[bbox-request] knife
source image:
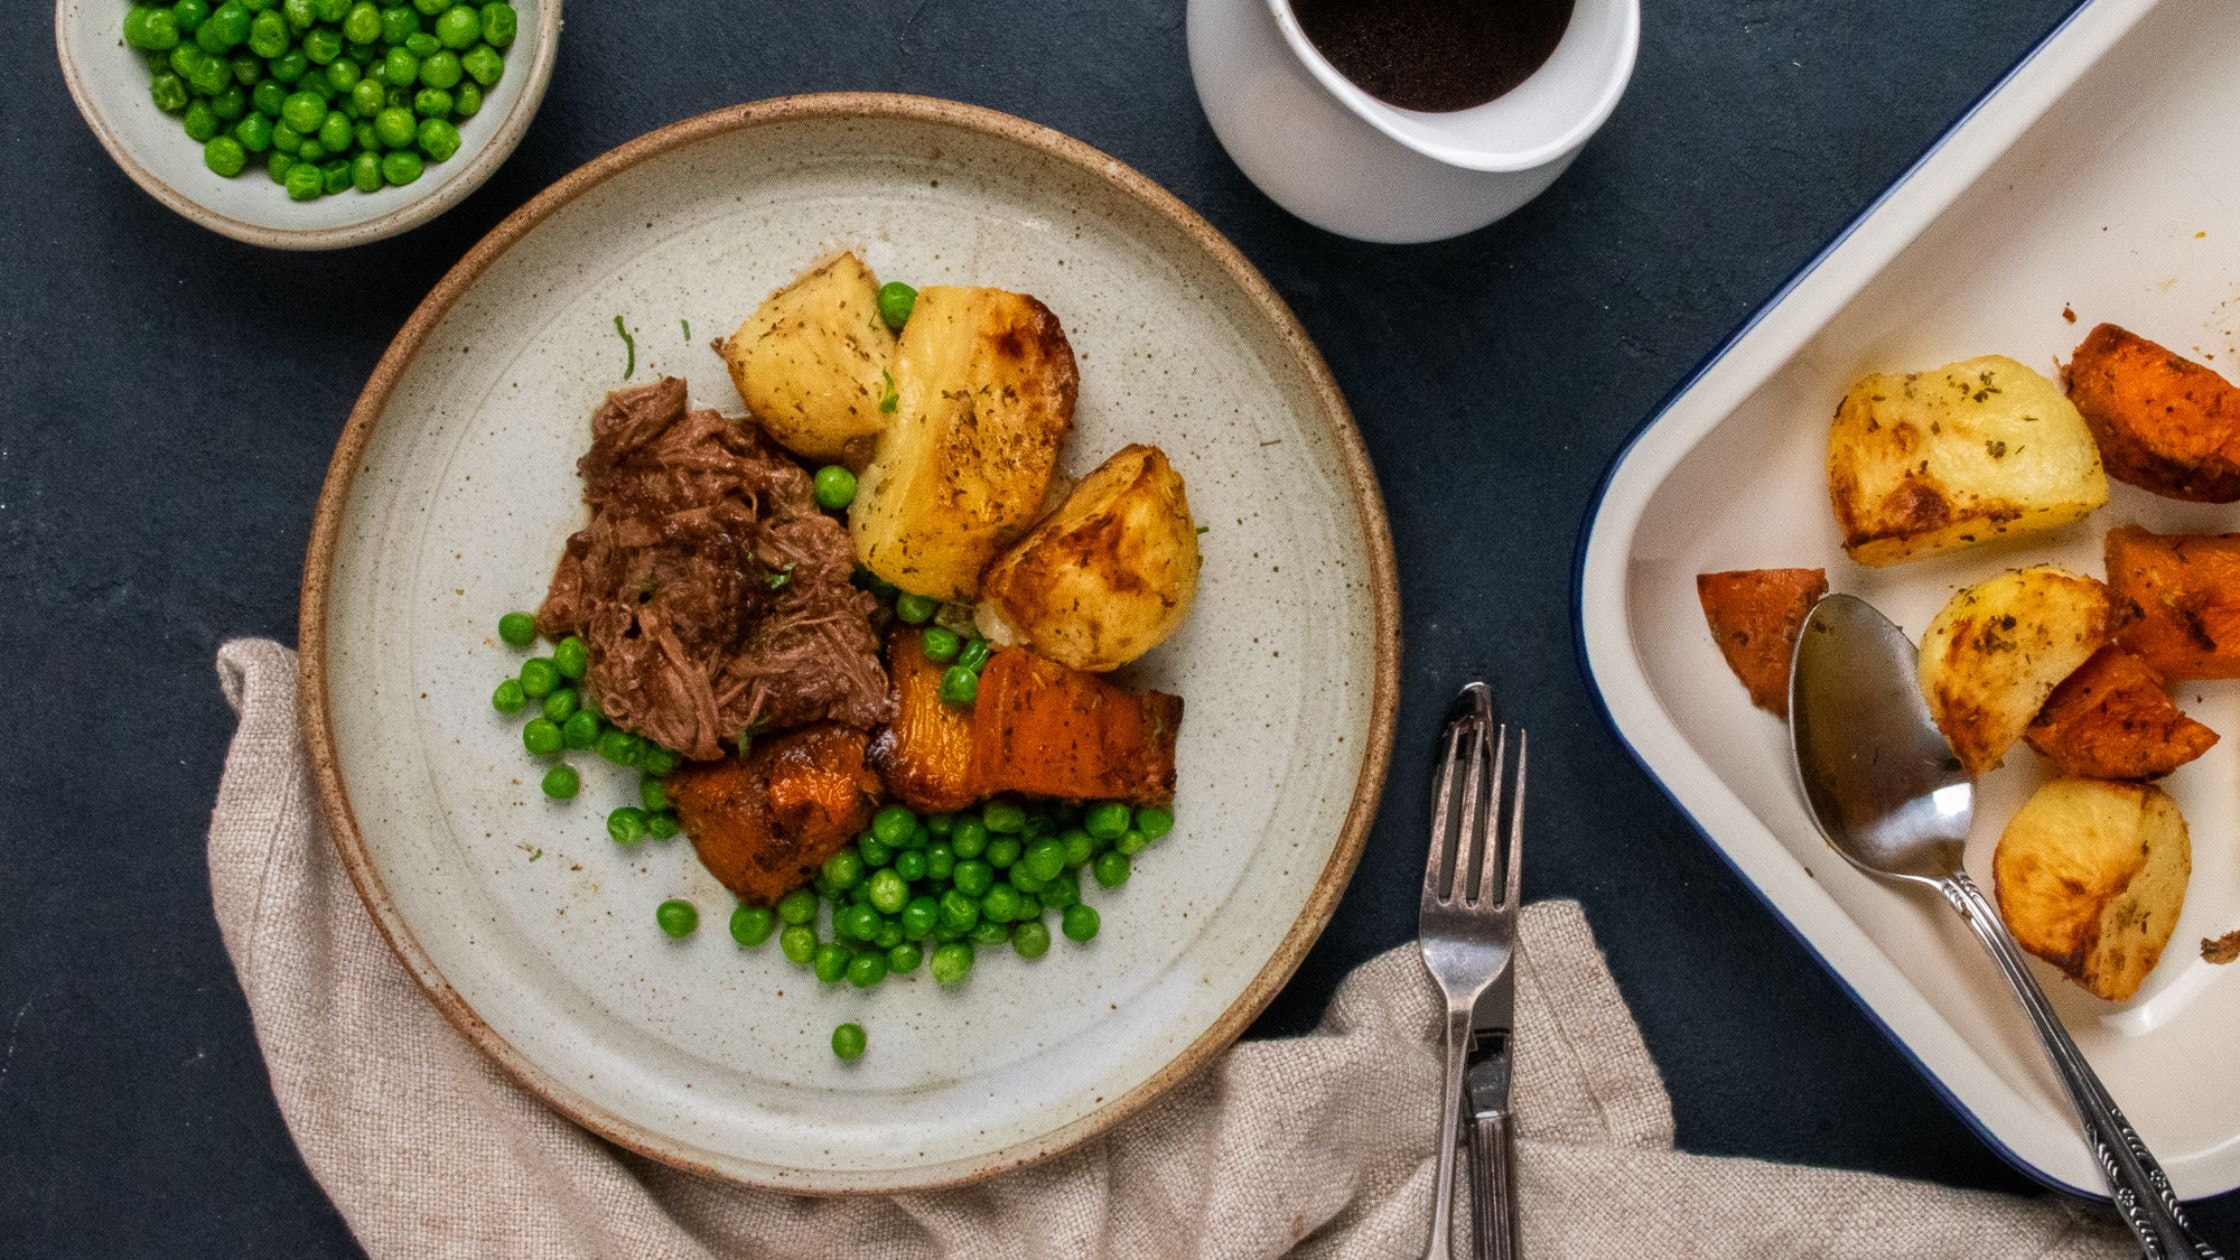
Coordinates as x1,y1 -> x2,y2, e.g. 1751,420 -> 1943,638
1465,946 -> 1519,1258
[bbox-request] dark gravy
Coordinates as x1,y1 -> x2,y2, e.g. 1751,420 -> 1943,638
1291,0 -> 1576,113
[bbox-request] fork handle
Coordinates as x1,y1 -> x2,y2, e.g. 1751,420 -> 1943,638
1939,873 -> 2222,1259
1467,1105 -> 1519,1260
1425,1004 -> 1470,1260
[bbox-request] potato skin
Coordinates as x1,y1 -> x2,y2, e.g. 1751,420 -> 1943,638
2105,524 -> 2240,679
2066,323 -> 2240,502
1994,777 -> 2190,1002
722,252 -> 897,465
1828,355 -> 2107,566
980,445 -> 1200,672
1694,568 -> 1827,717
2023,645 -> 2216,780
1917,566 -> 2123,776
851,287 -> 1078,599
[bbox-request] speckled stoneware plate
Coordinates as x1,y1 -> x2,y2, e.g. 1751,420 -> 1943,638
301,95 -> 1398,1192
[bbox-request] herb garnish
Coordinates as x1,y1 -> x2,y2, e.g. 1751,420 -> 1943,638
613,315 -> 636,379
879,369 -> 899,413
680,318 -> 692,342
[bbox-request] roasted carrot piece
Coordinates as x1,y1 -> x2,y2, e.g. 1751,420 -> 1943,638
2067,324 -> 2240,502
2023,645 -> 2217,779
1695,568 -> 1828,717
970,649 -> 1181,805
668,723 -> 879,904
868,628 -> 982,813
2106,524 -> 2240,679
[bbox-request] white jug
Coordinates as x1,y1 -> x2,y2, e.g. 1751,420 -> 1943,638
1188,0 -> 1639,243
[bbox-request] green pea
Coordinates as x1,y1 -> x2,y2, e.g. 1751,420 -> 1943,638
866,868 -> 908,915
198,134 -> 246,176
432,4 -> 478,47
183,100 -> 220,142
861,804 -> 910,848
985,836 -> 1021,870
302,26 -> 341,63
729,904 -> 774,948
810,465 -> 857,510
383,46 -> 419,85
937,663 -> 982,706
486,678 -> 525,716
151,72 -> 192,111
870,280 -> 918,331
1041,872 -> 1080,911
924,844 -> 954,883
845,951 -> 887,989
1061,903 -> 1100,943
1092,850 -> 1131,889
930,941 -> 974,985
777,888 -> 819,925
561,708 -> 600,749
830,1022 -> 867,1061
1011,918 -> 1052,959
268,47 -> 308,81
646,811 -> 679,840
602,806 -> 646,846
982,800 -> 1025,834
1134,805 -> 1174,841
317,110 -> 350,150
253,78 -> 286,114
313,0 -> 346,20
958,639 -> 992,673
341,1 -> 381,41
900,895 -> 939,940
270,120 -> 302,152
454,80 -> 482,117
279,90 -> 323,132
299,72 -> 334,101
892,849 -> 927,882
325,56 -> 360,94
550,636 -> 588,679
1054,830 -> 1089,870
265,151 -> 292,182
418,48 -> 462,88
834,903 -> 876,943
343,147 -> 378,192
812,942 -> 849,984
347,79 -> 383,118
198,1 -> 249,50
857,835 -> 892,869
938,888 -> 980,933
517,657 -> 559,698
894,593 -> 937,625
480,1 -> 516,46
415,89 -> 456,123
595,728 -> 643,768
1115,829 -> 1150,857
539,763 -> 579,799
822,848 -> 865,890
779,924 -> 817,965
655,898 -> 697,938
522,717 -> 562,757
175,0 -> 212,31
373,105 -> 416,147
126,8 -> 183,51
381,5 -> 419,42
953,860 -> 994,898
232,52 -> 264,84
411,0 -> 446,15
210,84 -> 248,120
1020,836 -> 1067,883
969,920 -> 1010,946
982,883 -> 1022,924
638,777 -> 667,814
885,942 -> 923,976
901,630 -> 954,669
950,818 -> 988,858
295,138 -> 325,163
1010,867 -> 1048,895
404,31 -> 439,55
282,0 -> 313,27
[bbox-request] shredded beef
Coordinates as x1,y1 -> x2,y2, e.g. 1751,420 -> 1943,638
536,377 -> 890,761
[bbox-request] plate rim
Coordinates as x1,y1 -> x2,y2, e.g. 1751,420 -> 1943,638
1565,0 -> 2240,1201
296,92 -> 1401,1194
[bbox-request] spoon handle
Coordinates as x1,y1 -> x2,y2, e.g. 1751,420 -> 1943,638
1940,872 -> 2223,1259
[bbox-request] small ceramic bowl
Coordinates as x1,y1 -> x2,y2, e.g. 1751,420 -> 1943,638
54,0 -> 560,249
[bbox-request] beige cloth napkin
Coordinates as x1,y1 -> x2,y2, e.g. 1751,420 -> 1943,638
211,638 -> 2128,1259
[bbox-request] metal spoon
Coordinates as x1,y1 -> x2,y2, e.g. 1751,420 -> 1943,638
1789,593 -> 2221,1259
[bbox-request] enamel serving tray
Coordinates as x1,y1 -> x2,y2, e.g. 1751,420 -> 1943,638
1579,0 -> 2240,1199
300,96 -> 1397,1192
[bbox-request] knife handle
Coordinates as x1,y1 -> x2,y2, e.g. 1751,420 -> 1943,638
1467,1105 -> 1519,1260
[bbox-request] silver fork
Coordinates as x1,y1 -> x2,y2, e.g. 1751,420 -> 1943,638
1419,681 -> 1525,1260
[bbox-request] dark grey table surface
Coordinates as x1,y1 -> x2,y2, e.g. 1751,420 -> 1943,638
9,0 -> 2235,1254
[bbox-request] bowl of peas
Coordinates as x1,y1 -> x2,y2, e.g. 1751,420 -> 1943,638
55,0 -> 559,248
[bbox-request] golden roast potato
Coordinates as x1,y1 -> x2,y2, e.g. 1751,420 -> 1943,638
978,444 -> 1200,672
722,252 -> 896,465
851,286 -> 1078,599
1828,355 -> 2107,566
1917,566 -> 2122,775
1994,777 -> 2190,1002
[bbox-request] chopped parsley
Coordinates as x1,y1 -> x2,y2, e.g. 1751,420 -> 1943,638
613,315 -> 636,379
879,369 -> 898,413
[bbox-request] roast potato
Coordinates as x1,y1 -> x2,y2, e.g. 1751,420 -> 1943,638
2023,646 -> 2216,780
1828,355 -> 2107,566
978,444 -> 1200,672
722,252 -> 896,465
1917,566 -> 2123,775
851,287 -> 1078,599
1994,777 -> 2190,1002
2105,524 -> 2240,679
2066,323 -> 2240,502
1694,567 -> 1827,717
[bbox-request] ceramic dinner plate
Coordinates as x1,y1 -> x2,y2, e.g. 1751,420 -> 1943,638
301,96 -> 1397,1192
1581,0 -> 2240,1198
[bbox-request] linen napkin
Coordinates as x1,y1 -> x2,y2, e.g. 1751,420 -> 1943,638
211,638 -> 2129,1259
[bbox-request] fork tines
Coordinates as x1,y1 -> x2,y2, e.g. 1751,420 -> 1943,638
1424,701 -> 1525,913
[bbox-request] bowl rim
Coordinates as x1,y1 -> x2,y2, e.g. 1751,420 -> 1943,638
296,92 -> 1403,1193
52,0 -> 562,250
